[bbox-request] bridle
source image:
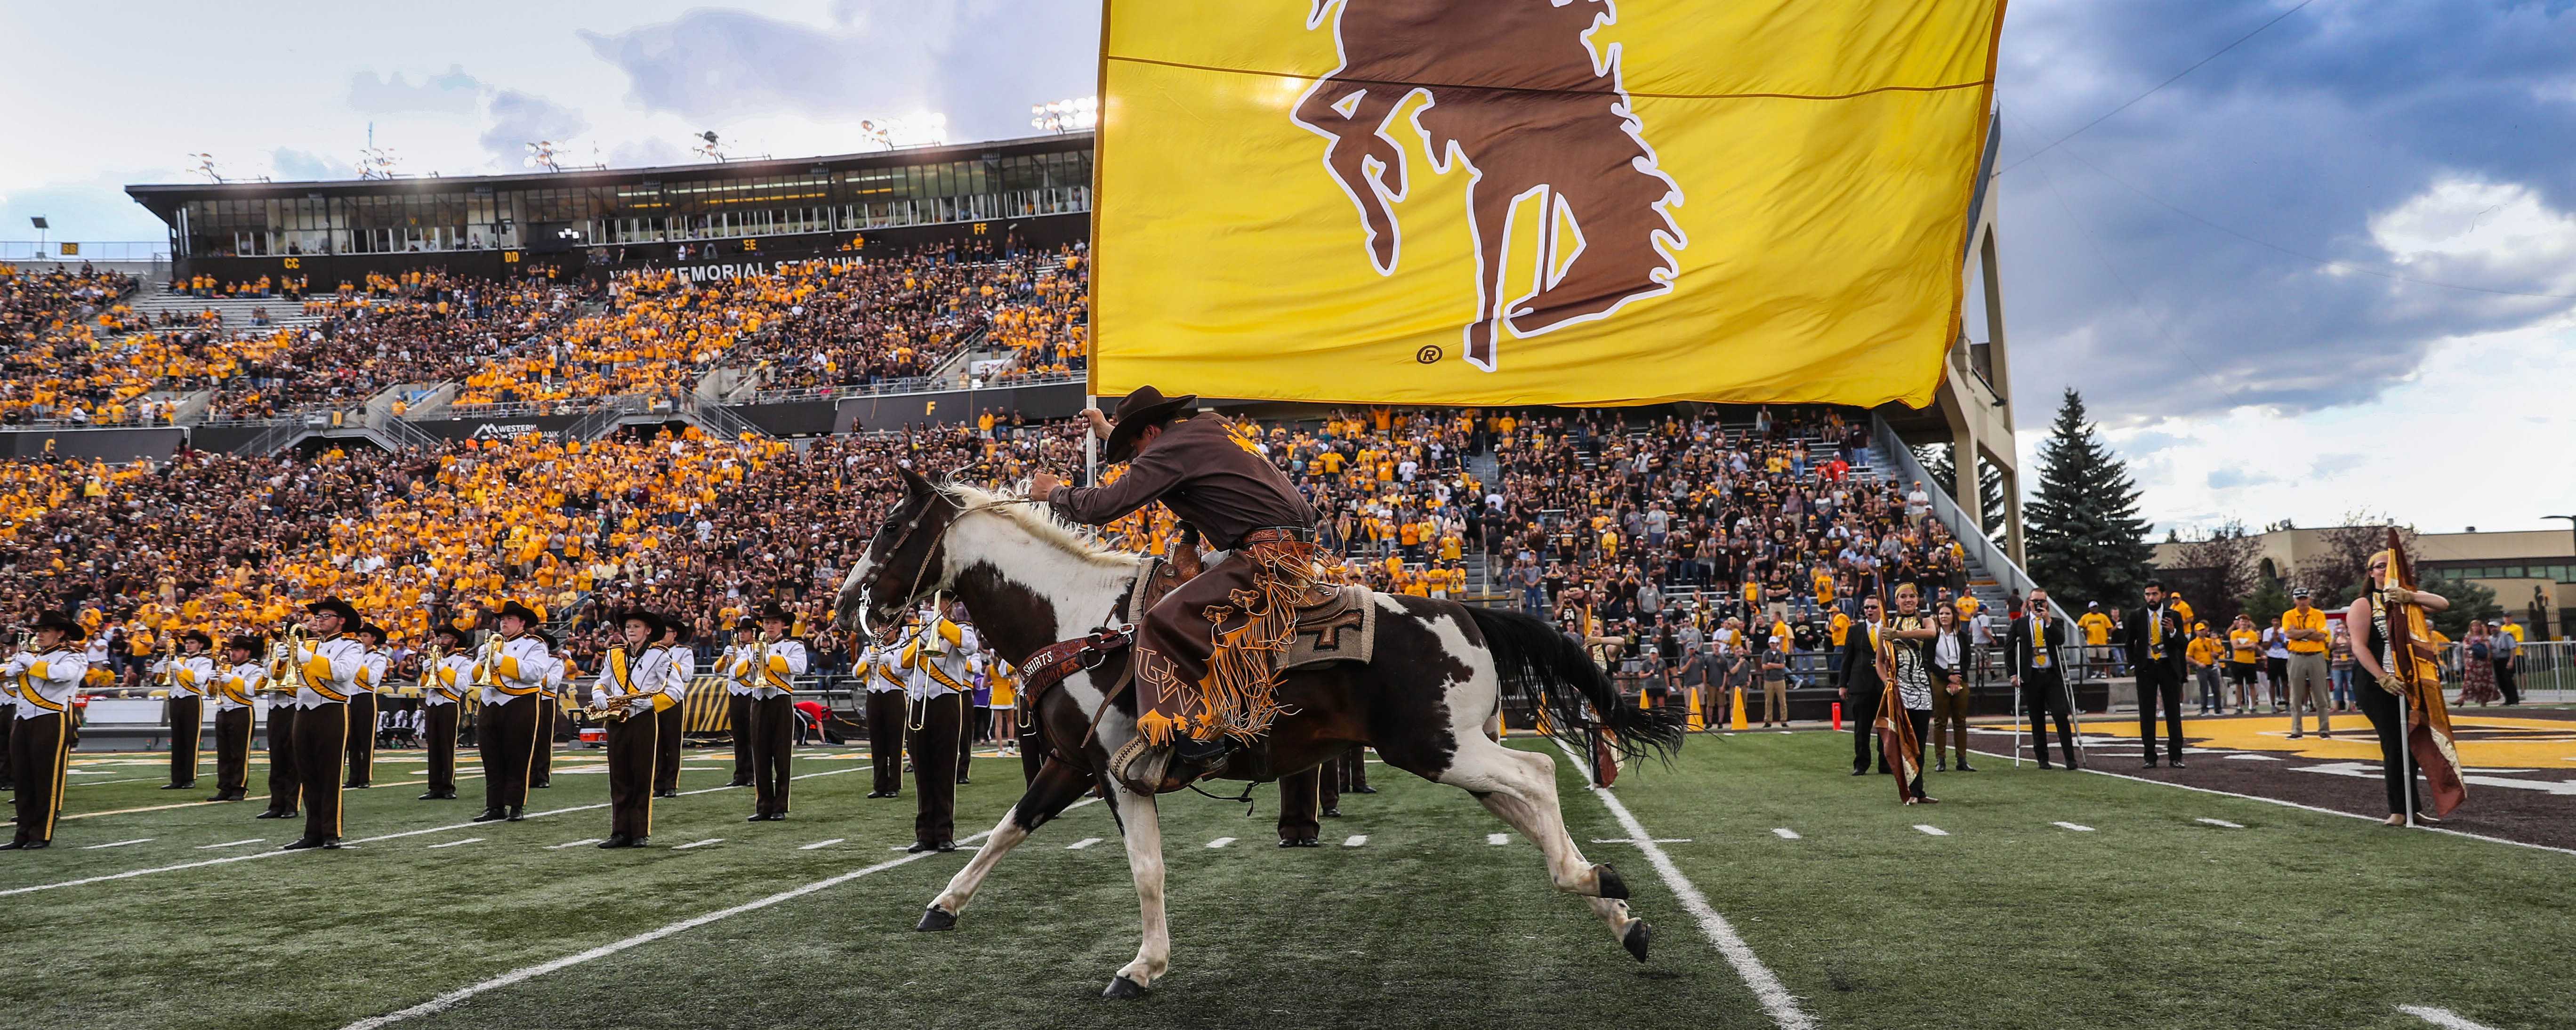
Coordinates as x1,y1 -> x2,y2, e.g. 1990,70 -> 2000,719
851,486 -> 1050,642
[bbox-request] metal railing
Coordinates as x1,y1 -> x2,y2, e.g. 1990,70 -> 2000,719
1869,414 -> 2065,624
2491,639 -> 2576,703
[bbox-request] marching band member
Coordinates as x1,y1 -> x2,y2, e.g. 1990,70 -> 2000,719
724,618 -> 757,788
531,630 -> 563,790
591,612 -> 676,848
0,645 -> 14,795
284,599 -> 368,850
651,620 -> 692,799
206,635 -> 264,802
418,626 -> 474,801
473,601 -> 555,823
734,604 -> 808,822
902,603 -> 977,853
155,629 -> 217,791
862,636 -> 906,799
992,657 -> 1046,785
258,624 -> 304,822
342,623 -> 387,789
4,612 -> 91,850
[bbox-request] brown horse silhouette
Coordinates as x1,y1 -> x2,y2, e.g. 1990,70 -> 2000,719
1292,0 -> 1685,370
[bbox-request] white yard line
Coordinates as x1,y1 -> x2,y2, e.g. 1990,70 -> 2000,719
1064,837 -> 1102,850
1343,835 -> 1368,848
674,839 -> 724,850
1968,744 -> 2576,859
1553,739 -> 1814,1030
2398,1005 -> 2504,1029
789,768 -> 854,781
336,797 -> 1093,1030
1771,828 -> 1801,840
2,782 -> 749,899
547,839 -> 604,850
195,838 -> 263,850
2052,822 -> 2095,832
1912,825 -> 1948,837
427,838 -> 483,850
70,777 -> 159,787
1485,832 -> 1511,845
81,838 -> 153,850
797,838 -> 845,851
2196,818 -> 2245,829
1204,837 -> 1235,849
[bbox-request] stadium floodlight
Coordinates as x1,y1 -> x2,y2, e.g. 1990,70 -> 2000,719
1030,96 -> 1099,133
28,217 -> 46,230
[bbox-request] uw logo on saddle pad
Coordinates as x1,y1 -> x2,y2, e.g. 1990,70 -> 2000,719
1290,0 -> 1684,371
1092,0 -> 2005,408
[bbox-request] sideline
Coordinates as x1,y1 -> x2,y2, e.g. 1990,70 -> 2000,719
1956,741 -> 2576,859
338,797 -> 1098,1030
0,781 -> 744,899
1552,740 -> 1815,1030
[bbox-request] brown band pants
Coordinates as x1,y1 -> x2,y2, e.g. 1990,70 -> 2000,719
168,695 -> 203,787
607,709 -> 657,839
212,705 -> 253,795
906,692 -> 963,846
867,690 -> 905,795
265,704 -> 302,815
422,702 -> 459,794
292,702 -> 348,842
747,693 -> 796,817
652,703 -> 683,794
8,712 -> 68,845
479,694 -> 540,810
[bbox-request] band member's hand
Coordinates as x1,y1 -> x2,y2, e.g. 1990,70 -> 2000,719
1028,470 -> 1062,502
1836,687 -> 1847,701
1946,682 -> 1963,694
2383,587 -> 2414,608
1081,408 -> 1112,440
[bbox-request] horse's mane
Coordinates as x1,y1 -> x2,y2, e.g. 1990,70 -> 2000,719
943,482 -> 1143,571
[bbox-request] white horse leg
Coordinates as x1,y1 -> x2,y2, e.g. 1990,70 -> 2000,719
921,760 -> 1091,928
919,811 -> 1031,928
1103,783 -> 1171,999
1442,739 -> 1649,958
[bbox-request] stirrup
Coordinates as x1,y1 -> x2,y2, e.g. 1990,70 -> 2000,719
1108,735 -> 1172,796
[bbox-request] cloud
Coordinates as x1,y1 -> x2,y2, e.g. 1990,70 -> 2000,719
2204,467 -> 2277,490
271,148 -> 357,182
479,90 -> 590,169
608,137 -> 687,169
0,176 -> 171,241
348,65 -> 486,115
579,2 -> 1097,143
1993,0 -> 2576,425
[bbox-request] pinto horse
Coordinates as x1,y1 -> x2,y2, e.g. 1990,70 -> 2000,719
833,469 -> 1685,999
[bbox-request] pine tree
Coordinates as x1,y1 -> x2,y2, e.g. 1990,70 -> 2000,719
1915,443 -> 2007,543
2023,389 -> 2154,611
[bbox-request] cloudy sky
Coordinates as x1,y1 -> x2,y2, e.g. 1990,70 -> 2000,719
1,0 -> 2568,535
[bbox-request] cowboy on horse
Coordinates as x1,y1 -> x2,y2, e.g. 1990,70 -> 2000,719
1028,385 -> 1319,795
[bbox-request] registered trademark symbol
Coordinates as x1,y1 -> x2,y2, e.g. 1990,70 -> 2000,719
1415,345 -> 1443,364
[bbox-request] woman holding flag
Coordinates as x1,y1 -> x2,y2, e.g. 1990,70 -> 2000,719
2347,542 -> 2464,828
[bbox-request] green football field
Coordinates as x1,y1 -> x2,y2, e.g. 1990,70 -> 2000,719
5,731 -> 2568,1030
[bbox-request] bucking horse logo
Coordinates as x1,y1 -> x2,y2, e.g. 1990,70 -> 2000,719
1292,0 -> 1686,371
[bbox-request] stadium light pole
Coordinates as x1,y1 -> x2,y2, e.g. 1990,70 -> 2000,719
30,216 -> 47,258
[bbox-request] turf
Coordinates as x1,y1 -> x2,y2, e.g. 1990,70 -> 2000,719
3,734 -> 2568,1030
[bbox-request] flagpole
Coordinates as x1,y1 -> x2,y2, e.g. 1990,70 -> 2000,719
2400,679 -> 2416,828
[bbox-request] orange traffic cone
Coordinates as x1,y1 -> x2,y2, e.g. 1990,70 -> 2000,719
1730,684 -> 1750,731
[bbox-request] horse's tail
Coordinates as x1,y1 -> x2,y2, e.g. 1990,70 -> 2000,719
1465,606 -> 1685,768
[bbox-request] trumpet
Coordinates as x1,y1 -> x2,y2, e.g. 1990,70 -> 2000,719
472,636 -> 500,689
421,643 -> 449,698
264,625 -> 313,695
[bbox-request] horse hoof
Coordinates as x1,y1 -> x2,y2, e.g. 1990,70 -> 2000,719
1622,920 -> 1653,963
916,906 -> 958,932
1102,974 -> 1150,1000
1594,863 -> 1629,901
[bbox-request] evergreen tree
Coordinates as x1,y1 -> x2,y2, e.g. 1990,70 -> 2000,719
2243,558 -> 2292,631
2023,389 -> 2154,611
1915,443 -> 2007,543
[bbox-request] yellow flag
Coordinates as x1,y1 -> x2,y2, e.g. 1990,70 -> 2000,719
1095,0 -> 2004,407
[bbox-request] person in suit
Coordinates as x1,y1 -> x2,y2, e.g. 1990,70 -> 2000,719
1836,594 -> 1893,775
2006,588 -> 2082,769
1924,602 -> 1976,772
2122,580 -> 2190,768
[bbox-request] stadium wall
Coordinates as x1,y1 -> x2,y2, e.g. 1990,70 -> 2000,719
0,426 -> 185,461
156,211 -> 1087,287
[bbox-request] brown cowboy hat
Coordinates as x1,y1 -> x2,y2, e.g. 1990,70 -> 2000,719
757,603 -> 794,626
27,610 -> 87,643
179,629 -> 215,651
616,608 -> 670,639
1101,385 -> 1198,464
493,600 -> 543,628
306,598 -> 361,626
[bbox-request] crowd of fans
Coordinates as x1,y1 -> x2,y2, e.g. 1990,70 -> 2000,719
3,400 -> 1928,701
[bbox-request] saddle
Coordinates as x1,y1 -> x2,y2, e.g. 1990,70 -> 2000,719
1018,563 -> 1380,709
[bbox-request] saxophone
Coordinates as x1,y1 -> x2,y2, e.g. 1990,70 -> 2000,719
580,644 -> 640,723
